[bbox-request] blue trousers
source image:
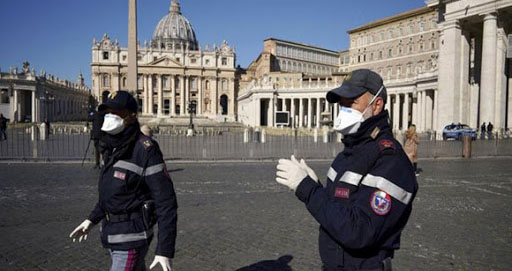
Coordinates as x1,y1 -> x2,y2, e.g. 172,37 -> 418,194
110,245 -> 149,271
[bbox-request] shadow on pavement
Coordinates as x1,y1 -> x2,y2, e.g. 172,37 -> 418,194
236,255 -> 293,271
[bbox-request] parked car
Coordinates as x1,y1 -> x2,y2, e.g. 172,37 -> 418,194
442,123 -> 477,140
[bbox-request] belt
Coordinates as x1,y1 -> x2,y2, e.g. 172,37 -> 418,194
105,211 -> 142,223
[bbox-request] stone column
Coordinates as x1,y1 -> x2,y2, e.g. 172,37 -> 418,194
255,98 -> 261,126
412,92 -> 418,127
333,102 -> 338,121
479,13 -> 497,126
433,89 -> 438,133
157,75 -> 163,117
316,97 -> 321,128
307,98 -> 312,128
184,76 -> 189,112
508,60 -> 512,129
171,75 -> 176,116
495,27 -> 507,128
385,94 -> 391,113
148,75 -> 154,115
299,98 -> 304,128
143,75 -> 148,114
403,93 -> 409,131
426,90 -> 433,130
393,94 -> 401,130
198,76 -> 203,115
437,20 -> 462,132
229,79 -> 235,117
213,78 -> 218,116
11,89 -> 18,122
281,98 -> 285,111
290,98 -> 295,128
31,91 -> 36,122
420,90 -> 426,132
180,75 -> 185,115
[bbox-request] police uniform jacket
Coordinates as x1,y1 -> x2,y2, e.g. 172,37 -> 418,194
295,110 -> 418,270
88,122 -> 178,258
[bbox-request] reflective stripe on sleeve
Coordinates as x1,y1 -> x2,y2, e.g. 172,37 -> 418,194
113,161 -> 165,177
107,229 -> 153,244
144,163 -> 165,176
339,171 -> 363,186
327,167 -> 337,181
114,161 -> 143,175
361,174 -> 412,205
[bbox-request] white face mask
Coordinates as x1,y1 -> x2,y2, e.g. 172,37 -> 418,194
101,113 -> 126,135
333,86 -> 384,135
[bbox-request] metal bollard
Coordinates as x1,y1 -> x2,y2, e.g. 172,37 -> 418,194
462,135 -> 472,158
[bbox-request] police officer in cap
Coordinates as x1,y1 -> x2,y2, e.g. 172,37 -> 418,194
70,91 -> 178,271
276,69 -> 418,271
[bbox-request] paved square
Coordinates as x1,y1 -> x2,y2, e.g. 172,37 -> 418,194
0,158 -> 511,270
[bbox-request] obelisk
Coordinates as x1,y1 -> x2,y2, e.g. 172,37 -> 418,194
127,0 -> 138,93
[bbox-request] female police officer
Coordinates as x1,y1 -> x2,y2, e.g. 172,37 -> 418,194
276,69 -> 418,271
69,91 -> 177,271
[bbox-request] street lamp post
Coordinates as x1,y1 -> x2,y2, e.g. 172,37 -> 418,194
187,101 -> 196,136
39,90 -> 54,138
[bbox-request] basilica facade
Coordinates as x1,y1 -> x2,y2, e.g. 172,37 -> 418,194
90,0 -> 237,123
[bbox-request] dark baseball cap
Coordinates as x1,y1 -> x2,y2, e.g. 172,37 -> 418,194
327,69 -> 387,104
98,90 -> 138,113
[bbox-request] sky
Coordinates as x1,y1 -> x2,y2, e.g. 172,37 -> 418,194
0,0 -> 426,87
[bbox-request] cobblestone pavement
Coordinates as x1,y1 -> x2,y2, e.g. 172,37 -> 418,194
0,158 -> 511,270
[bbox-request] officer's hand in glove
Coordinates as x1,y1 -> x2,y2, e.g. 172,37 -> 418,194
69,219 -> 94,243
297,157 -> 319,183
150,255 -> 173,271
276,155 -> 308,191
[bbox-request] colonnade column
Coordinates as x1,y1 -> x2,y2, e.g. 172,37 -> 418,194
198,77 -> 203,116
402,93 -> 409,131
180,75 -> 185,115
393,94 -> 400,131
143,75 -> 148,114
433,89 -> 438,134
148,75 -> 154,115
479,13 -> 497,126
171,75 -> 176,116
426,91 -> 433,130
299,98 -> 304,128
31,91 -> 36,122
157,75 -> 163,117
213,78 -> 218,116
290,98 -> 295,128
307,98 -> 312,128
316,98 -> 321,128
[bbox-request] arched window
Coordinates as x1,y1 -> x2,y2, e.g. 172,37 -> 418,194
205,80 -> 210,90
122,77 -> 127,88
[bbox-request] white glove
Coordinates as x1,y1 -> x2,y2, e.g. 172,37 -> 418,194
150,255 -> 173,271
69,219 -> 94,243
276,155 -> 308,191
293,156 -> 319,183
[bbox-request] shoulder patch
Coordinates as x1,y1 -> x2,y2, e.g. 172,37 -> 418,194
138,134 -> 153,150
378,139 -> 396,155
370,190 -> 391,216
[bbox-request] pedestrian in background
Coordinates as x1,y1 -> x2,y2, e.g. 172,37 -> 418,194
91,108 -> 105,169
480,122 -> 486,139
276,69 -> 418,271
404,124 -> 420,176
0,113 -> 7,141
487,122 -> 494,140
